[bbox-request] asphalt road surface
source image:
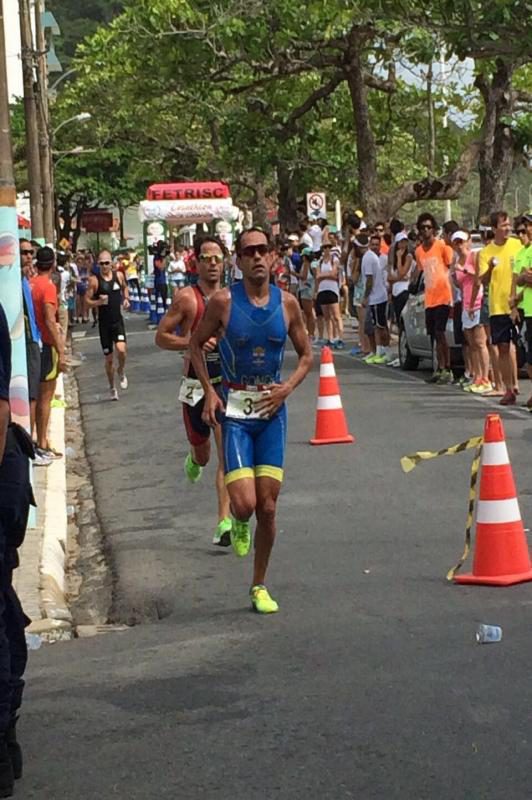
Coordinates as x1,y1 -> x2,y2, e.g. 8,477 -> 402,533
22,315 -> 532,799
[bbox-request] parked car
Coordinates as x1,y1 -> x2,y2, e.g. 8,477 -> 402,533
398,273 -> 462,371
398,273 -> 527,372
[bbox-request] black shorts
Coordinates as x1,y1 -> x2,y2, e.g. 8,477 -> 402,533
27,341 -> 41,400
425,305 -> 450,338
525,318 -> 532,365
370,301 -> 388,329
489,314 -> 514,346
317,290 -> 339,306
40,344 -> 59,382
453,301 -> 464,345
182,383 -> 223,447
99,317 -> 126,355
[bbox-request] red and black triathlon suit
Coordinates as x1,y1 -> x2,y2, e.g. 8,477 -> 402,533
182,286 -> 223,446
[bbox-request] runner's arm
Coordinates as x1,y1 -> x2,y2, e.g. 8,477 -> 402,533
86,276 -> 105,307
155,289 -> 194,350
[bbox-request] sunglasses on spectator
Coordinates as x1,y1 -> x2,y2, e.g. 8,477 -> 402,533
419,224 -> 433,230
516,228 -> 526,235
199,254 -> 223,263
241,244 -> 268,257
20,249 -> 33,256
99,260 -> 111,266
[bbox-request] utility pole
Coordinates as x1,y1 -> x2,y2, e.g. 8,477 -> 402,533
34,0 -> 54,243
19,0 -> 44,239
0,0 -> 15,206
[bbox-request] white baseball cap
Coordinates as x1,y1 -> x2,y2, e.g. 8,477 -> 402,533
451,230 -> 469,242
395,232 -> 408,243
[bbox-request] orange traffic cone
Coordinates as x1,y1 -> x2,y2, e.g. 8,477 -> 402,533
454,413 -> 532,586
310,347 -> 354,446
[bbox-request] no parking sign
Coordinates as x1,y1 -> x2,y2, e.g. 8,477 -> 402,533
306,192 -> 326,218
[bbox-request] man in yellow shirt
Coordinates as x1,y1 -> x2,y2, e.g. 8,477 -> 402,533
479,211 -> 522,405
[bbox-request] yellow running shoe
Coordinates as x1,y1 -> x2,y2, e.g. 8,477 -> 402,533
250,585 -> 279,614
230,519 -> 251,557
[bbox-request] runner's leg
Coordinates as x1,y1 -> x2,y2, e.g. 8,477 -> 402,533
253,476 -> 281,587
213,424 -> 230,523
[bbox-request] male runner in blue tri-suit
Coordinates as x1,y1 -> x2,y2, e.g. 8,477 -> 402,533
190,228 -> 312,613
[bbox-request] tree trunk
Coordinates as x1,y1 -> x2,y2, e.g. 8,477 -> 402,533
476,60 -> 517,222
277,162 -> 298,231
118,202 -> 126,246
427,62 -> 436,176
345,44 -> 379,218
253,181 -> 269,230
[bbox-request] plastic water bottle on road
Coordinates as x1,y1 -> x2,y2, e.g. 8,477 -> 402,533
476,624 -> 502,644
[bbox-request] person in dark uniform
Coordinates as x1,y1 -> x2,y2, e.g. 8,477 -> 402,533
86,251 -> 130,401
0,302 -> 34,796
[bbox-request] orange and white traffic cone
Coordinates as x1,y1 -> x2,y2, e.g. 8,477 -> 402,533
454,413 -> 532,586
310,346 -> 354,446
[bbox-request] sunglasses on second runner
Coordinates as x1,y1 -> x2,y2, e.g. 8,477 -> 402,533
99,260 -> 112,266
241,244 -> 269,258
198,254 -> 224,263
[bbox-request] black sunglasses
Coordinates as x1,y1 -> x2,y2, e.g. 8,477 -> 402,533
516,229 -> 526,235
419,224 -> 433,230
241,244 -> 268,257
20,249 -> 33,256
99,260 -> 111,266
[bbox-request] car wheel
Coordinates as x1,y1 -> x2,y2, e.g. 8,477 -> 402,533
399,326 -> 419,370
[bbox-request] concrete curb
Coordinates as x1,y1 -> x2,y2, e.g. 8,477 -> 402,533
35,374 -> 73,637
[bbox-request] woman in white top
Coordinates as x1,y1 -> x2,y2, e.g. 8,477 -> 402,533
388,232 -> 412,329
315,243 -> 344,348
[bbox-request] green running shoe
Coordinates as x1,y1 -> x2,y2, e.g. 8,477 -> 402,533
184,453 -> 203,484
250,585 -> 279,614
213,517 -> 232,547
231,519 -> 251,557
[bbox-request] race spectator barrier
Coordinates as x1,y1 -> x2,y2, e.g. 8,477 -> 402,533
310,346 -> 354,445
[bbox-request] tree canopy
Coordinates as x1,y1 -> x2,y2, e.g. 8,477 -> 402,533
44,0 -> 532,228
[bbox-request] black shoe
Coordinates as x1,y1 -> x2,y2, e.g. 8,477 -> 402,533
0,739 -> 14,797
6,719 -> 21,780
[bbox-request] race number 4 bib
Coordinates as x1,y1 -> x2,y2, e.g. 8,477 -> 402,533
179,377 -> 204,407
225,389 -> 270,420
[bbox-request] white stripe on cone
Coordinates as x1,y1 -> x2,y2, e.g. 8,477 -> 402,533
320,363 -> 336,378
476,498 -> 522,524
481,441 -> 510,466
317,394 -> 343,411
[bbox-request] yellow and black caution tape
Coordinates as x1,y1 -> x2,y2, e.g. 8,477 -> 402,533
400,436 -> 483,474
400,436 -> 484,580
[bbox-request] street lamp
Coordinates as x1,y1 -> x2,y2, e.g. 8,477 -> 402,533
53,112 -> 92,137
53,147 -> 96,166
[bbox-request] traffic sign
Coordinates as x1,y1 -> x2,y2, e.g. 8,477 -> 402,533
306,192 -> 326,218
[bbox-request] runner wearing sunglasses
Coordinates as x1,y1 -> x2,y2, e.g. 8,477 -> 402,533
87,251 -> 130,401
155,236 -> 232,547
189,227 -> 312,614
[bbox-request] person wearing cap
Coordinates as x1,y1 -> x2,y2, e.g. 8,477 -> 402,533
479,210 -> 522,405
451,231 -> 490,394
30,248 -> 66,460
511,214 -> 532,409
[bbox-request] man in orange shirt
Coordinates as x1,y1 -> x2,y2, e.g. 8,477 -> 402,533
30,247 -> 66,458
413,213 -> 454,384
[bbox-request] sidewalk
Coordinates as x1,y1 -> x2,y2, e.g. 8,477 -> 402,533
14,375 -> 71,641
